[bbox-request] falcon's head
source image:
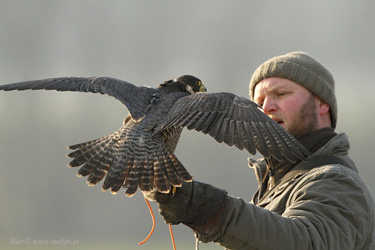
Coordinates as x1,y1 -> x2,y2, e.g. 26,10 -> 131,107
176,75 -> 207,94
159,75 -> 207,94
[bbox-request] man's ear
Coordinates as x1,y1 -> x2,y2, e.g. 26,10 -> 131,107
318,99 -> 330,115
315,97 -> 332,127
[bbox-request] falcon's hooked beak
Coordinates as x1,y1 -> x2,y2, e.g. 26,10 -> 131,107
185,81 -> 207,95
194,80 -> 207,93
199,82 -> 207,93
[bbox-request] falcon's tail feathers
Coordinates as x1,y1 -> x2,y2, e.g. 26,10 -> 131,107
122,152 -> 192,197
67,129 -> 192,197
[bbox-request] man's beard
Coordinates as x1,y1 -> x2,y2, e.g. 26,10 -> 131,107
286,93 -> 318,139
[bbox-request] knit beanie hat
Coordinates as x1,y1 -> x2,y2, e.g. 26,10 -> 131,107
249,51 -> 337,128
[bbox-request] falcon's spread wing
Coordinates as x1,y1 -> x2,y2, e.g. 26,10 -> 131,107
0,77 -> 155,120
159,92 -> 311,162
0,76 -> 199,197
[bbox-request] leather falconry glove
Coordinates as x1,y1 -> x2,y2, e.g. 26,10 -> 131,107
144,180 -> 227,236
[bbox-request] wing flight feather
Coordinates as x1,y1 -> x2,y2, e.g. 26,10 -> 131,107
159,92 -> 311,162
0,77 -> 155,120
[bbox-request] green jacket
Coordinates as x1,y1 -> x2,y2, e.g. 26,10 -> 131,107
197,132 -> 375,249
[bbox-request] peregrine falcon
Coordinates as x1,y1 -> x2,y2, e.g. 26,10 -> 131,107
0,75 -> 310,197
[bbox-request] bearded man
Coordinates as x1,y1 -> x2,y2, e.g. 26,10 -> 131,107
146,52 -> 375,250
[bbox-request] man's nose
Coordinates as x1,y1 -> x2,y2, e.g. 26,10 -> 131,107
262,98 -> 277,114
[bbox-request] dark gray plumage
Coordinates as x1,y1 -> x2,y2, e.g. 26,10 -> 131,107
0,75 -> 310,197
158,92 -> 310,162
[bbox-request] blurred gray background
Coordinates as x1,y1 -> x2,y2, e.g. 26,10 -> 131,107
0,1 -> 374,249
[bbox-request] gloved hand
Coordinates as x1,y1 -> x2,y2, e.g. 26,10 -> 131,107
144,180 -> 227,234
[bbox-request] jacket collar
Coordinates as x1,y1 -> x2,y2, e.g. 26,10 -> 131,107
248,129 -> 355,189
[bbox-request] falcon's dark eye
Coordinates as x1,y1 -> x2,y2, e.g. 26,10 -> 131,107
196,81 -> 202,86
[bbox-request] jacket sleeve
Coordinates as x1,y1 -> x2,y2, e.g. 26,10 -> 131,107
195,165 -> 374,250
